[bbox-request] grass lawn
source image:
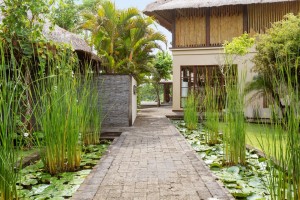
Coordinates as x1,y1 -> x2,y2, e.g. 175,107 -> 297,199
219,122 -> 287,156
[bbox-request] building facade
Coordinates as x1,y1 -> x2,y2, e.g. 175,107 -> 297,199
144,0 -> 300,118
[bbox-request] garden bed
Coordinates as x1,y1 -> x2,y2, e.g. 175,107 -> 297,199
173,120 -> 270,200
17,143 -> 110,199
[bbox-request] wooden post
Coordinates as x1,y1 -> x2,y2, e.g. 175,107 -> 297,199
206,8 -> 211,47
243,5 -> 248,33
164,83 -> 171,103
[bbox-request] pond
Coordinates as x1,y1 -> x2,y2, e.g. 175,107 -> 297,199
17,143 -> 110,199
172,120 -> 270,200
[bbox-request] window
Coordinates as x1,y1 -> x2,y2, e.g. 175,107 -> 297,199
180,65 -> 225,108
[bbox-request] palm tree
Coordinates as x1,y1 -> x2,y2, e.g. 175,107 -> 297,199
116,16 -> 167,83
81,1 -> 139,72
81,1 -> 167,83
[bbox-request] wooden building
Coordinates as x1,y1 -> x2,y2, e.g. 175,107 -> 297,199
144,0 -> 300,118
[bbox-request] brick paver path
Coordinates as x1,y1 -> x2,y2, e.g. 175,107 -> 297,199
72,107 -> 233,200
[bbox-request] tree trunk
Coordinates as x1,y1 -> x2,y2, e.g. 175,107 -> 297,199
154,84 -> 160,107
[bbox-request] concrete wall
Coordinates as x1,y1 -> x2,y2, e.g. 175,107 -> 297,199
94,75 -> 137,127
171,47 -> 270,118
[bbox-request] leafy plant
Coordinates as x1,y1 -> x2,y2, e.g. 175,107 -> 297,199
150,51 -> 172,107
51,0 -> 79,32
250,13 -> 300,120
184,91 -> 199,130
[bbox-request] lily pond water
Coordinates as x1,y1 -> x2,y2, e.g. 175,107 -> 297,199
172,120 -> 270,200
17,143 -> 110,199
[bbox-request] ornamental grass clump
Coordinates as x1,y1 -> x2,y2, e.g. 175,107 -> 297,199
184,91 -> 199,130
35,50 -> 83,175
222,33 -> 253,166
79,73 -> 102,145
204,79 -> 221,145
0,45 -> 20,200
223,66 -> 246,165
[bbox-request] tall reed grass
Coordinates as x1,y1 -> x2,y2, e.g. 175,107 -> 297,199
263,60 -> 300,199
79,72 -> 102,145
204,77 -> 221,145
0,45 -> 20,199
223,66 -> 247,165
184,90 -> 199,130
34,49 -> 102,174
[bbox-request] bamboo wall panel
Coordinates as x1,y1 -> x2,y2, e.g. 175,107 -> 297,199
248,2 -> 300,35
210,6 -> 243,46
175,9 -> 206,47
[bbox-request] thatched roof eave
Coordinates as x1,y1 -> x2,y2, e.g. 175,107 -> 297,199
144,0 -> 297,12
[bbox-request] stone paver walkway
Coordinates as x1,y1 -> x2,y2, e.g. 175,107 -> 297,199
72,106 -> 233,200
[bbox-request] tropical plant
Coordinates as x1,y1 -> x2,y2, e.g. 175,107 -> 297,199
79,0 -> 106,13
184,91 -> 199,130
151,51 -> 172,107
0,0 -> 50,56
253,13 -> 300,88
248,13 -> 300,122
81,1 -> 166,83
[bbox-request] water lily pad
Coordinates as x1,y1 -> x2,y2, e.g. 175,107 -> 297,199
210,162 -> 222,169
227,166 -> 240,174
76,169 -> 91,176
232,190 -> 251,198
223,178 -> 237,183
248,178 -> 264,188
29,184 -> 49,196
226,183 -> 238,188
18,188 -> 31,198
69,177 -> 84,185
30,194 -> 52,200
21,178 -> 38,186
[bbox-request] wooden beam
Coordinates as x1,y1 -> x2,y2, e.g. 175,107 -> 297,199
206,8 -> 210,47
153,11 -> 172,31
243,5 -> 248,33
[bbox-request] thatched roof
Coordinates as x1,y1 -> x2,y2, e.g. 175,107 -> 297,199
42,23 -> 91,53
144,0 -> 297,31
145,0 -> 296,12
